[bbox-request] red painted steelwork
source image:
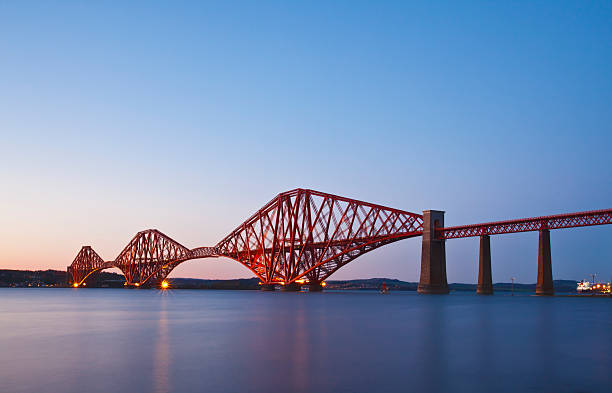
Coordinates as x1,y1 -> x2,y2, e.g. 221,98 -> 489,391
67,246 -> 112,285
440,209 -> 612,239
116,230 -> 199,286
67,189 -> 422,287
68,231 -> 217,287
215,189 -> 423,285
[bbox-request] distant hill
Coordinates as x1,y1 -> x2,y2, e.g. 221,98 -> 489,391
450,280 -> 578,293
169,277 -> 261,290
0,269 -> 124,287
168,277 -> 579,292
0,269 -> 68,287
326,278 -> 578,292
325,278 -> 417,291
0,269 -> 578,292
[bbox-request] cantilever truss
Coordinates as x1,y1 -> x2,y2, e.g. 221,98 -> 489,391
215,189 -> 423,285
114,229 -> 193,286
68,230 -> 218,287
67,246 -> 108,285
68,190 -> 423,287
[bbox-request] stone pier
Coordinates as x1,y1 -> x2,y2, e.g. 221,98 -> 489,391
536,229 -> 554,296
418,210 -> 449,294
477,235 -> 493,295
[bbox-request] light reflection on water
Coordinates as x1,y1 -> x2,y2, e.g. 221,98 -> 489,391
0,288 -> 610,393
154,295 -> 169,393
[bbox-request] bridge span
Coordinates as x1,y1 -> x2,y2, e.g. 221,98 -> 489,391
67,188 -> 612,295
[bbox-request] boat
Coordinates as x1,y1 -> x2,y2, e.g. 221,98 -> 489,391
577,280 -> 592,292
380,281 -> 389,294
577,280 -> 611,294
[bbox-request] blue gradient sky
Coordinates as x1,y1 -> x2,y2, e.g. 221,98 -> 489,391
1,1 -> 611,283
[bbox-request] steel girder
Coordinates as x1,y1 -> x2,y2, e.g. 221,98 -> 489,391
440,209 -> 612,239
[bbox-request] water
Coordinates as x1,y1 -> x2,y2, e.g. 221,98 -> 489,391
0,289 -> 610,393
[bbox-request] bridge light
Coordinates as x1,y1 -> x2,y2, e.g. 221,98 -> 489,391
73,283 -> 78,288
321,281 -> 327,287
161,280 -> 169,289
134,283 -> 140,287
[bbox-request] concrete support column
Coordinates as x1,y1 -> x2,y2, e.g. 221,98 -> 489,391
536,229 -> 554,296
418,210 -> 449,294
260,284 -> 276,291
477,235 -> 493,295
308,282 -> 324,292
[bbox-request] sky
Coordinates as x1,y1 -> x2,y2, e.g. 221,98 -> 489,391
1,1 -> 611,284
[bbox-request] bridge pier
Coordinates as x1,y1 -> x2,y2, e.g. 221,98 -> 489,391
308,282 -> 324,292
477,235 -> 493,295
418,210 -> 449,294
281,283 -> 301,292
536,229 -> 554,296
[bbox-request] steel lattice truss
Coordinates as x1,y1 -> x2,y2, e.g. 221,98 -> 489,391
215,189 -> 423,285
114,229 -> 194,285
67,246 -> 110,285
440,209 -> 612,239
68,231 -> 218,287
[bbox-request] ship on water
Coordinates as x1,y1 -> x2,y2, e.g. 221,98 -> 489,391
577,280 -> 611,294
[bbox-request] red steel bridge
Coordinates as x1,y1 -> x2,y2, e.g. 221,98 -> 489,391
68,188 -> 612,295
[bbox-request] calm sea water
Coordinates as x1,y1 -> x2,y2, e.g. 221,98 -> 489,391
0,288 -> 610,393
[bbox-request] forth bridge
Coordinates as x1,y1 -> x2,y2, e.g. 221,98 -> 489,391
68,188 -> 612,295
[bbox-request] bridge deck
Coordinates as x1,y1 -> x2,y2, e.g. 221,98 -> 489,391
439,208 -> 612,239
